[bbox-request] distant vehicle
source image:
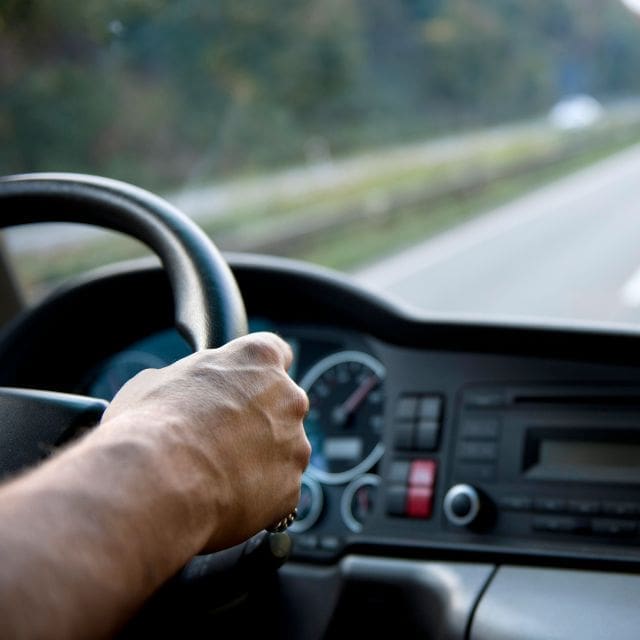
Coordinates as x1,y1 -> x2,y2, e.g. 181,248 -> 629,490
548,94 -> 604,130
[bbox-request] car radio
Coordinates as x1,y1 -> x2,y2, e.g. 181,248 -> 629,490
443,385 -> 640,544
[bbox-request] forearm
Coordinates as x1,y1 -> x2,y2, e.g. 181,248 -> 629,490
0,333 -> 310,638
0,410 -> 216,639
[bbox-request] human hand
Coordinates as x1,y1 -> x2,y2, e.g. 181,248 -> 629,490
101,332 -> 311,551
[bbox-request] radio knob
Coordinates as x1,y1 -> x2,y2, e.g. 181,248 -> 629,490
444,484 -> 481,527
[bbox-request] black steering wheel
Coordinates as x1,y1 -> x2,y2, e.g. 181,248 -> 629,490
0,174 -> 294,632
0,172 -> 248,475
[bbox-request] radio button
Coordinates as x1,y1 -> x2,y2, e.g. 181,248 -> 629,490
460,417 -> 500,440
415,420 -> 440,451
567,500 -> 600,516
388,461 -> 410,485
418,396 -> 442,421
499,496 -> 533,511
444,484 -> 481,527
407,486 -> 433,519
409,460 -> 437,488
464,390 -> 506,408
591,519 -> 637,537
451,492 -> 472,517
386,486 -> 408,516
533,498 -> 567,513
458,441 -> 497,462
601,502 -> 640,518
396,396 -> 418,420
532,516 -> 588,534
456,463 -> 496,481
394,423 -> 414,450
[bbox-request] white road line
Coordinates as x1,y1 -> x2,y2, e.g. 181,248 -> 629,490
620,264 -> 640,307
355,142 -> 640,290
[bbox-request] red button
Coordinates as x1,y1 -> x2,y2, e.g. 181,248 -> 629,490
409,460 -> 437,488
406,486 -> 433,518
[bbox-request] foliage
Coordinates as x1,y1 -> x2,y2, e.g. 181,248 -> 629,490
1,0 -> 640,189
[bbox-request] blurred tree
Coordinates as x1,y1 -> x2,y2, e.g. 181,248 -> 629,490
1,0 -> 640,188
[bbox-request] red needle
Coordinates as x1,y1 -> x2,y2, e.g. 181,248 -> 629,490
358,487 -> 369,514
341,374 -> 380,417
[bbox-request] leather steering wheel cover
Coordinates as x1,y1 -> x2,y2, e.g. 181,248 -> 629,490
0,173 -> 247,350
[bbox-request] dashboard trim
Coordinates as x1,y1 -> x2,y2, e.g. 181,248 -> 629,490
3,253 -> 640,574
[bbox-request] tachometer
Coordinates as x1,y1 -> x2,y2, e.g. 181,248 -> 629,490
300,350 -> 385,485
341,474 -> 380,533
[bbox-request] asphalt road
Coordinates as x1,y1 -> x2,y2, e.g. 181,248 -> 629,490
356,142 -> 640,326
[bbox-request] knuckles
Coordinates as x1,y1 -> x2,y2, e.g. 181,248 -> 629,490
234,332 -> 292,368
298,434 -> 312,469
288,384 -> 310,419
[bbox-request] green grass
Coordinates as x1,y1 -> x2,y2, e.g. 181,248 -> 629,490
14,118 -> 640,295
300,127 -> 640,270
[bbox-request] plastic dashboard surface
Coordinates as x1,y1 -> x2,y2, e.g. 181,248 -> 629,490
82,313 -> 640,570
3,253 -> 640,566
5,253 -> 640,639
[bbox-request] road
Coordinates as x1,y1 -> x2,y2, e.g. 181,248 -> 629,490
356,142 -> 640,326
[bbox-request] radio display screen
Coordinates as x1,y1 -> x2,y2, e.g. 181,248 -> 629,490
525,434 -> 640,483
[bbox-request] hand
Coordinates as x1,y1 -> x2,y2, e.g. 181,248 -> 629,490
101,332 -> 311,551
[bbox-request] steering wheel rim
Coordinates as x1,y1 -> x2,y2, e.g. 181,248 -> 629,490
0,172 -> 247,350
0,172 -> 248,476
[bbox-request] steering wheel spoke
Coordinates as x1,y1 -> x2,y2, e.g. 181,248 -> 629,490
0,387 -> 107,477
0,173 -> 248,475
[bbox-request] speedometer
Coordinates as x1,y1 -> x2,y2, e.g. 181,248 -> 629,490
300,350 -> 385,485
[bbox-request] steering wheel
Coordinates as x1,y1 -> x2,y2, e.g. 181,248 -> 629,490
0,173 -> 294,631
0,172 -> 248,475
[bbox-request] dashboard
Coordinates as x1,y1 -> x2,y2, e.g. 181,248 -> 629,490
82,313 -> 640,571
4,253 -> 640,638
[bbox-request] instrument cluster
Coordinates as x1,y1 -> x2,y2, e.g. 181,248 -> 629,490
83,319 -> 386,549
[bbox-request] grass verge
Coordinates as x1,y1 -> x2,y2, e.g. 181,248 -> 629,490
13,118 -> 640,295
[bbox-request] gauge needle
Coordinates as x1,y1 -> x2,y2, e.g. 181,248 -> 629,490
332,374 -> 380,427
358,487 -> 369,513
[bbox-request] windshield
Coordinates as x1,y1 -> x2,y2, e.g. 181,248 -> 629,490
2,0 -> 640,326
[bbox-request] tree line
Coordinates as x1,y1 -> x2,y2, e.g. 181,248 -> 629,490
1,0 -> 639,189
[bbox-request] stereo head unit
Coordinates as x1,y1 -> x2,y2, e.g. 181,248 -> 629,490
445,385 -> 640,546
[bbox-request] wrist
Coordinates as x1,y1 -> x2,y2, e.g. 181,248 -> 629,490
88,409 -> 220,562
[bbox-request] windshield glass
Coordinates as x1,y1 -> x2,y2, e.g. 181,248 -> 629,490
2,0 -> 640,325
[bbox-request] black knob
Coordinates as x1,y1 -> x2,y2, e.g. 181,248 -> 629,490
444,484 -> 481,526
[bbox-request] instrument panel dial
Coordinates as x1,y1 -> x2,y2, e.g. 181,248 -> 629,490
300,350 -> 385,485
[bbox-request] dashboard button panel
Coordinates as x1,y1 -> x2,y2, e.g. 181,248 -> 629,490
386,459 -> 438,519
460,417 -> 500,440
394,393 -> 445,453
418,396 -> 443,421
386,486 -> 408,516
409,459 -> 437,487
498,496 -> 533,511
591,519 -> 637,537
532,516 -> 589,534
389,461 -> 411,485
601,502 -> 640,518
442,385 -> 640,558
534,498 -> 568,513
415,420 -> 440,451
407,487 -> 433,518
394,423 -> 414,450
457,441 -> 498,462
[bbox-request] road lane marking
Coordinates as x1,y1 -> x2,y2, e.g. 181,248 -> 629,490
621,264 -> 640,307
356,142 -> 640,291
